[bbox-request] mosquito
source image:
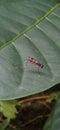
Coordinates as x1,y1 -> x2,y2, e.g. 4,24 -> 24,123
26,56 -> 44,68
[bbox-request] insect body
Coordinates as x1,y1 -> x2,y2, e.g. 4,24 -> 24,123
26,56 -> 44,68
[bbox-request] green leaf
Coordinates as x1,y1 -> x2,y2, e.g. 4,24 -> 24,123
0,0 -> 60,99
43,98 -> 60,130
0,119 -> 10,130
0,100 -> 17,119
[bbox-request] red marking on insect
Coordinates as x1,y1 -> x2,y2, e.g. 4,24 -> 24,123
26,56 -> 44,68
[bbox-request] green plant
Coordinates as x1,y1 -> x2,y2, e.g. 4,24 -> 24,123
0,0 -> 60,130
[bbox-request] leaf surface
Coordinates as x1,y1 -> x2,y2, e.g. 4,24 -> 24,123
0,119 -> 10,130
43,98 -> 60,130
0,0 -> 60,99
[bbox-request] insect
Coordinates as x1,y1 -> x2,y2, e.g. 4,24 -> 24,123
26,56 -> 44,68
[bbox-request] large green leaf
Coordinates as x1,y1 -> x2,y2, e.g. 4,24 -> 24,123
0,0 -> 60,100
